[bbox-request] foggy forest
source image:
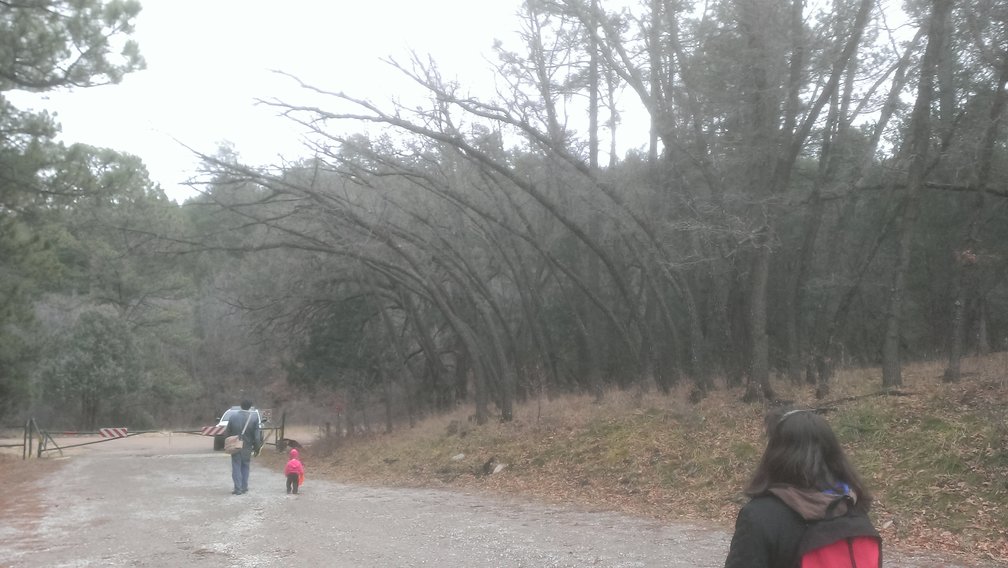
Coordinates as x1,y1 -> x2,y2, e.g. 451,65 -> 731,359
1,0 -> 1006,432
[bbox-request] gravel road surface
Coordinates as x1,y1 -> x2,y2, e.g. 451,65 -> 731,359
0,433 -> 987,567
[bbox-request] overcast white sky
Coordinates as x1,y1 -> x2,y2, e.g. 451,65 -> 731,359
12,0 -> 643,202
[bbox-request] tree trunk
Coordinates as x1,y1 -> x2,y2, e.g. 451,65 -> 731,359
787,181 -> 826,386
737,10 -> 775,403
589,0 -> 599,170
976,299 -> 990,355
473,351 -> 489,425
607,67 -> 618,168
454,347 -> 470,406
724,266 -> 750,389
882,0 -> 952,388
944,270 -> 966,382
792,89 -> 839,392
944,51 -> 1008,380
746,228 -> 776,402
647,0 -> 661,165
378,360 -> 395,433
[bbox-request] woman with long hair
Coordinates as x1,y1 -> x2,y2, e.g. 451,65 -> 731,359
724,408 -> 880,567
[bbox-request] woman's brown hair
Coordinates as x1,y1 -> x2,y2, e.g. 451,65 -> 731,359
744,408 -> 873,513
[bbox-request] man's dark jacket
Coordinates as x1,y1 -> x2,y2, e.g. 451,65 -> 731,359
226,409 -> 261,460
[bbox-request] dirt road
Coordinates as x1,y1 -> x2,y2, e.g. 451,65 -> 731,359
0,433 -> 986,567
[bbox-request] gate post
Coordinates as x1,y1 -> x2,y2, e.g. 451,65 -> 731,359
32,419 -> 44,458
279,411 -> 286,452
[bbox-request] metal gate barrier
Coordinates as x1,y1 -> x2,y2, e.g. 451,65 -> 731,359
16,412 -> 287,459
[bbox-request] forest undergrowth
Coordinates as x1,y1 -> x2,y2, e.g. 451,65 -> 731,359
278,354 -> 1008,566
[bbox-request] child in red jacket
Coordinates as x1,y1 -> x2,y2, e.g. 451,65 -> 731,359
284,448 -> 305,494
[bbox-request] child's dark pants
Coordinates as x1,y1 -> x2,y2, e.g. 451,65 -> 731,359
286,473 -> 300,494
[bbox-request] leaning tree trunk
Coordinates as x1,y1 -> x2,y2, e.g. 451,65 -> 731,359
370,232 -> 494,424
882,0 -> 951,389
812,28 -> 922,394
787,80 -> 841,388
364,271 -> 419,432
787,186 -> 826,386
400,288 -> 453,409
501,239 -> 563,392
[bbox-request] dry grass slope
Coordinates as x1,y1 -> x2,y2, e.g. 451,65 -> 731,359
293,354 -> 1008,566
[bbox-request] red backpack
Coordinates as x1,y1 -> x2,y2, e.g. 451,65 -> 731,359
796,500 -> 882,568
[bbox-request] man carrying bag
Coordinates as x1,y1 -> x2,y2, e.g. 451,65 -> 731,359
226,400 -> 261,495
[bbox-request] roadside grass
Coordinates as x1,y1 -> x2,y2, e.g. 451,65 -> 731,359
302,354 -> 1008,565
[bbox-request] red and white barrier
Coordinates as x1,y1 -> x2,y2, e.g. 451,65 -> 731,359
201,426 -> 226,436
99,427 -> 128,438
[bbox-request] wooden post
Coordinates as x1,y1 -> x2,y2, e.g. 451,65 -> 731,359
23,419 -> 30,460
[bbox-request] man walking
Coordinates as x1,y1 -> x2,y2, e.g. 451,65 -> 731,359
227,400 -> 261,495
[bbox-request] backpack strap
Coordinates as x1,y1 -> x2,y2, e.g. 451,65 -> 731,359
239,411 -> 253,440
823,493 -> 854,517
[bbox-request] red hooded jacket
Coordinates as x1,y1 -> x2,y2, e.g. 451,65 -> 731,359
284,448 -> 305,476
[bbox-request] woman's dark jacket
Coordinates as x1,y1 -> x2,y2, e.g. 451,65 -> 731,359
724,485 -> 859,568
